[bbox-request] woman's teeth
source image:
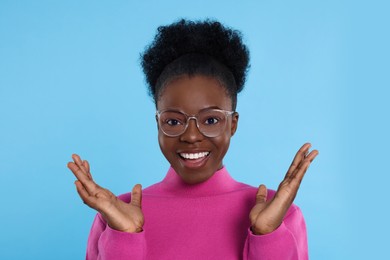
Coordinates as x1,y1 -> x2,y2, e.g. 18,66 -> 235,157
179,152 -> 210,160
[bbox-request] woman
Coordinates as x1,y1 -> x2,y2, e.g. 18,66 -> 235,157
68,19 -> 318,259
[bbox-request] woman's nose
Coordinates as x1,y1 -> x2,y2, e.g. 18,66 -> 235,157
179,118 -> 204,143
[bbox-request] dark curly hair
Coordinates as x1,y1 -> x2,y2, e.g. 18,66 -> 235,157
141,19 -> 250,110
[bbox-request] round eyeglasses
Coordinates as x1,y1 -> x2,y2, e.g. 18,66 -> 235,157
156,109 -> 235,137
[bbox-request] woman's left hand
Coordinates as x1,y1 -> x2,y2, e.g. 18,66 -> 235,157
249,143 -> 319,235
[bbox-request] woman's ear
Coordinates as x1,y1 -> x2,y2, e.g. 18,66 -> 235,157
230,112 -> 239,136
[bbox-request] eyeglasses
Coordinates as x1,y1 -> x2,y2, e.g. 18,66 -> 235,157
156,108 -> 235,137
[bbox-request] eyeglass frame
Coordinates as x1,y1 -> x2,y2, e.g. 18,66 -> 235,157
156,108 -> 236,137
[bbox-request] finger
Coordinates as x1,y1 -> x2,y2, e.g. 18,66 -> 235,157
74,180 -> 95,207
255,184 -> 268,204
291,149 -> 319,177
292,149 -> 319,183
67,162 -> 98,194
130,184 -> 143,208
72,154 -> 88,174
306,149 -> 319,163
278,147 -> 318,200
67,162 -> 88,181
286,143 -> 311,178
83,160 -> 92,180
83,160 -> 90,173
72,154 -> 84,168
71,154 -> 92,181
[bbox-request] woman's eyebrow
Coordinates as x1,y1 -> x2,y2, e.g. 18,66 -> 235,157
199,106 -> 223,112
159,106 -> 223,113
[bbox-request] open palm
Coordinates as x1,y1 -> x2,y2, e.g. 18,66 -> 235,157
67,154 -> 144,233
249,143 -> 319,235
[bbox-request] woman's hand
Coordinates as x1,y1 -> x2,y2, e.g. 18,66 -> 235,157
249,143 -> 319,235
67,154 -> 144,233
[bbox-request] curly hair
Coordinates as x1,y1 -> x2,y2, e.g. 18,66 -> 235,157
140,19 -> 250,109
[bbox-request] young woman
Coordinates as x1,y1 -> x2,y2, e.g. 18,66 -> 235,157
68,19 -> 319,259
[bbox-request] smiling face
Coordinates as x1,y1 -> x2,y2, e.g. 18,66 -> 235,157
156,75 -> 239,184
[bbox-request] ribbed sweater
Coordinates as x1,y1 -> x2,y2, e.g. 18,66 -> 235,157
86,167 -> 308,259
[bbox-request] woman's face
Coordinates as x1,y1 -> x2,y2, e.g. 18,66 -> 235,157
156,75 -> 239,184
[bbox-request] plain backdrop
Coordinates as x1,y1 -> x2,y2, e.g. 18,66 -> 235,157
1,0 -> 389,259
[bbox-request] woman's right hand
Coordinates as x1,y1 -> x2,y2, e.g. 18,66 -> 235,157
67,154 -> 144,233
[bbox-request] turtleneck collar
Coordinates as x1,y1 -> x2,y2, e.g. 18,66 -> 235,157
160,166 -> 241,197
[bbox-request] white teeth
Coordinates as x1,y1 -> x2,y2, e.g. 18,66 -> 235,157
180,152 -> 210,160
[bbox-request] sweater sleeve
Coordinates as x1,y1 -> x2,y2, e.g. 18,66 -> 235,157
86,213 -> 146,260
243,206 -> 308,260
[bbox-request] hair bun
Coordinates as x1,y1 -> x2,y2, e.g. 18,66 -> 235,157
141,19 -> 250,97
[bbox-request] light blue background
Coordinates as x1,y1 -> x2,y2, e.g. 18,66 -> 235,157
1,0 -> 389,259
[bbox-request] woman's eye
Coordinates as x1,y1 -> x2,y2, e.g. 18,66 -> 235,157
205,117 -> 219,125
167,119 -> 181,126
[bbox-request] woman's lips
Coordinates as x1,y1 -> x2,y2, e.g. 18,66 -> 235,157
178,151 -> 210,169
179,151 -> 210,159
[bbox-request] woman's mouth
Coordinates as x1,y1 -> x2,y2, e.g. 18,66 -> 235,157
179,152 -> 210,160
178,151 -> 210,169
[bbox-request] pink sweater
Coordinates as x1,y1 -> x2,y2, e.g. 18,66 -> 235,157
86,167 -> 308,259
